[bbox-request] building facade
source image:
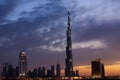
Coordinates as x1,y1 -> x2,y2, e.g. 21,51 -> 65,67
19,50 -> 27,76
56,63 -> 61,77
91,59 -> 105,79
65,11 -> 74,77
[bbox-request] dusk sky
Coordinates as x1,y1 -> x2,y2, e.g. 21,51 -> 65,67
0,0 -> 120,76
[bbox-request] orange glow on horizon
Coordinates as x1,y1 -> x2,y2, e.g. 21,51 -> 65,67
105,64 -> 120,76
74,65 -> 91,76
72,64 -> 120,76
28,64 -> 120,76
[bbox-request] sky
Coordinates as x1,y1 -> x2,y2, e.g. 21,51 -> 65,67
0,0 -> 120,76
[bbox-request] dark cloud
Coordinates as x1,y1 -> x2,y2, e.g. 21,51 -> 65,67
0,0 -> 18,22
72,19 -> 120,66
73,20 -> 120,46
0,0 -> 67,69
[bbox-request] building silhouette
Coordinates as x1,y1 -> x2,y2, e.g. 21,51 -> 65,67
38,67 -> 42,77
19,50 -> 27,76
27,66 -> 46,78
1,62 -> 15,79
32,68 -> 38,78
47,70 -> 51,77
15,66 -> 19,77
91,58 -> 105,79
75,70 -> 79,76
42,67 -> 46,77
101,63 -> 105,78
7,64 -> 15,78
46,65 -> 55,77
51,65 -> 55,77
38,67 -> 46,77
65,11 -> 74,77
1,62 -> 9,77
56,62 -> 61,77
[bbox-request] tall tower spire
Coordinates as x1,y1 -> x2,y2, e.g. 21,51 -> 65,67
68,11 -> 71,30
65,10 -> 73,77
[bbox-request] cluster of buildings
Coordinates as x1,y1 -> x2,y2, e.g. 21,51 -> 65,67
1,62 -> 19,79
27,63 -> 61,78
0,51 -> 61,79
0,11 -> 108,79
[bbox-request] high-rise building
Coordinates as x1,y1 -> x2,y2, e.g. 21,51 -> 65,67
65,11 -> 74,77
51,65 -> 55,77
75,70 -> 79,76
47,70 -> 51,77
1,62 -> 9,77
32,68 -> 38,78
1,62 -> 8,77
101,63 -> 105,78
15,66 -> 19,77
56,62 -> 61,77
19,50 -> 27,76
1,62 -> 15,78
42,67 -> 46,77
38,67 -> 42,77
91,59 -> 105,79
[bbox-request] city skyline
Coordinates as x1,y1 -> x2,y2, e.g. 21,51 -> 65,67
0,0 -> 120,76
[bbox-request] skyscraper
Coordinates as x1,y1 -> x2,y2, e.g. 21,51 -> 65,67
51,65 -> 55,77
15,66 -> 19,77
1,62 -> 15,78
38,67 -> 42,77
65,11 -> 74,77
42,67 -> 46,77
56,62 -> 61,77
1,62 -> 9,77
19,50 -> 27,76
91,59 -> 105,79
101,63 -> 105,78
